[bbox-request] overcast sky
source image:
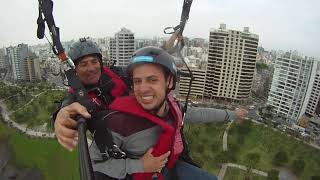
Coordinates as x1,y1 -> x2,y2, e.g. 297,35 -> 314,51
1,0 -> 319,57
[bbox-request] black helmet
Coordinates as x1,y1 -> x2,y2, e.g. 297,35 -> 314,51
68,38 -> 102,63
127,46 -> 177,89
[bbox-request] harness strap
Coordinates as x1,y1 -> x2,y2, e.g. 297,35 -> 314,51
37,5 -> 45,39
98,73 -> 115,104
65,69 -> 96,112
64,70 -> 123,160
90,111 -> 127,162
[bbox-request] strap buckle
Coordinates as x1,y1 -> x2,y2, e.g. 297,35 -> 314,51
108,144 -> 126,159
94,88 -> 102,97
88,87 -> 103,98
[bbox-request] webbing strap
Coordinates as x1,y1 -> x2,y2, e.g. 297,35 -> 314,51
178,0 -> 193,36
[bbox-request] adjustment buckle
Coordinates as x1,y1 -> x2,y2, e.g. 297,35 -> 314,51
108,144 -> 126,159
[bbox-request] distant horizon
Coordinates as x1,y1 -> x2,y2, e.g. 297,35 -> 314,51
2,33 -> 318,59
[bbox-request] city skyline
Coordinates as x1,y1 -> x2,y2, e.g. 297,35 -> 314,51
1,0 -> 319,57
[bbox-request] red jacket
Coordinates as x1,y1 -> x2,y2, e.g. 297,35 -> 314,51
69,66 -> 128,108
110,95 -> 184,180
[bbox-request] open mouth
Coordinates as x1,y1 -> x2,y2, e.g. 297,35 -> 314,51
87,72 -> 98,79
141,95 -> 154,103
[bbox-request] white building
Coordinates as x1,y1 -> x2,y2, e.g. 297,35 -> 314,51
205,24 -> 259,102
305,63 -> 320,117
110,28 -> 135,66
6,44 -> 29,81
267,51 -> 317,123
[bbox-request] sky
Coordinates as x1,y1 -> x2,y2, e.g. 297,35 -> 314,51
1,0 -> 319,57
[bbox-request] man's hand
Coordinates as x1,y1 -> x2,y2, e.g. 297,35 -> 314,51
142,148 -> 171,173
54,102 -> 91,151
235,108 -> 248,123
162,31 -> 183,54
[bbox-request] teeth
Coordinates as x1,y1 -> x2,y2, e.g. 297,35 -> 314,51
142,96 -> 153,100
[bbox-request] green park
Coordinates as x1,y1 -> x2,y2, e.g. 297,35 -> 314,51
0,83 -> 320,180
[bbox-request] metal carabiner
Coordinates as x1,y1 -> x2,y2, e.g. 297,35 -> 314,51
164,27 -> 176,34
164,25 -> 180,34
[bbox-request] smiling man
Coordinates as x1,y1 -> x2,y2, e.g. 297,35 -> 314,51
68,38 -> 103,85
53,38 -> 128,153
75,55 -> 102,85
132,63 -> 170,113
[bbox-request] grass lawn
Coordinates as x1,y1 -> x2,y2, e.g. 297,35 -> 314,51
228,121 -> 320,180
0,121 -> 79,180
185,122 -> 228,175
223,167 -> 268,180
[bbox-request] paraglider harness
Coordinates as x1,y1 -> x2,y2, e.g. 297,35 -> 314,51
37,1 -> 126,180
37,0 -> 195,179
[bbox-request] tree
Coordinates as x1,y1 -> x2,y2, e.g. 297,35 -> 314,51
256,62 -> 269,70
311,176 -> 320,180
267,169 -> 279,180
291,159 -> 305,176
244,152 -> 261,180
272,151 -> 288,166
237,120 -> 252,136
214,151 -> 236,164
47,103 -> 57,113
51,82 -> 56,89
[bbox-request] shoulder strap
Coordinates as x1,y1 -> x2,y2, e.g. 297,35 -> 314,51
91,110 -> 126,162
96,73 -> 115,104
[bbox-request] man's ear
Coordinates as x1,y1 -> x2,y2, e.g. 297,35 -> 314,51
75,65 -> 79,75
167,75 -> 174,89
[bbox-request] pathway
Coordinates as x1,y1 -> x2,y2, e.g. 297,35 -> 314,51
218,163 -> 268,180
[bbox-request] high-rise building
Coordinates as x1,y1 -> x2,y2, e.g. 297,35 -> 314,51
110,28 -> 135,66
267,51 -> 317,123
205,24 -> 259,102
305,64 -> 320,117
24,53 -> 41,81
179,67 -> 207,99
0,48 -> 8,69
6,44 -> 29,81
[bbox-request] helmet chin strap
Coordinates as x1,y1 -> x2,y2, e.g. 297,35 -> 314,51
98,57 -> 104,72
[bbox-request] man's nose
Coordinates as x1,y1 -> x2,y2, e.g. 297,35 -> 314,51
87,63 -> 96,71
138,81 -> 150,92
